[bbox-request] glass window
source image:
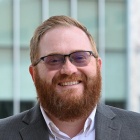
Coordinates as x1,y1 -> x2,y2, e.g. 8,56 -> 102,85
105,0 -> 127,102
105,52 -> 126,100
0,101 -> 35,118
105,0 -> 126,49
20,0 -> 42,100
78,0 -> 98,43
20,101 -> 35,112
20,0 -> 42,47
0,49 -> 13,100
0,0 -> 12,47
49,0 -> 70,16
0,101 -> 13,119
20,48 -> 36,100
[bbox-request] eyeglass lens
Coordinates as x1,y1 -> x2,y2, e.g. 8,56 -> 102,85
43,51 -> 92,70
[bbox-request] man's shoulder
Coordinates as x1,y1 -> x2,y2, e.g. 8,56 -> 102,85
0,109 -> 29,128
98,103 -> 140,116
0,104 -> 48,139
96,103 -> 140,139
99,103 -> 140,124
0,109 -> 30,139
108,104 -> 140,118
0,104 -> 40,130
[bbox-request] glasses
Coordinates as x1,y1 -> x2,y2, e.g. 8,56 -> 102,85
33,51 -> 97,70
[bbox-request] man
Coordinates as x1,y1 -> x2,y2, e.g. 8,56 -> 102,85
0,15 -> 140,140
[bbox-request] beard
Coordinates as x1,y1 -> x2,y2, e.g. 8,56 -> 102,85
34,63 -> 102,122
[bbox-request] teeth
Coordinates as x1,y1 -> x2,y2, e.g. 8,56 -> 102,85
60,81 -> 79,86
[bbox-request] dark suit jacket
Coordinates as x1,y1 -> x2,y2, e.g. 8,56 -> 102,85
0,103 -> 140,140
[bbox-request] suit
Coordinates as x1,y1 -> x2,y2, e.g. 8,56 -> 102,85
0,103 -> 140,140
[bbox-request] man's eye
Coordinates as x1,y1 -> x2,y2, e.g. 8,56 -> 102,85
47,58 -> 62,65
75,56 -> 86,61
77,56 -> 85,59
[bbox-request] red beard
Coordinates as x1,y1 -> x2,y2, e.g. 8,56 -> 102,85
34,63 -> 102,121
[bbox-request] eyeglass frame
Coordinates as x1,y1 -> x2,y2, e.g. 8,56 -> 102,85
32,50 -> 98,67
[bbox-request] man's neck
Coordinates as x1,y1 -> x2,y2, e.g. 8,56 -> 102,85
47,113 -> 87,138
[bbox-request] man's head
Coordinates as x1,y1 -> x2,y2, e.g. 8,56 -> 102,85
29,15 -> 102,121
30,15 -> 99,65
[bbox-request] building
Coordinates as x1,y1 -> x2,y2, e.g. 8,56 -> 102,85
0,0 -> 140,118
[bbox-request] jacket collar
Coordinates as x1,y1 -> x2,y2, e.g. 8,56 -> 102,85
19,103 -> 50,140
19,103 -> 122,140
95,103 -> 122,140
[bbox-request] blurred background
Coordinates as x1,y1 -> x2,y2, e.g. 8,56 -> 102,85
0,0 -> 140,118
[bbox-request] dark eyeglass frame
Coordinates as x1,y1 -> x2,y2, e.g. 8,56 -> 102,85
32,50 -> 98,67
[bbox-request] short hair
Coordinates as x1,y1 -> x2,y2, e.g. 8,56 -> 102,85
30,15 -> 98,65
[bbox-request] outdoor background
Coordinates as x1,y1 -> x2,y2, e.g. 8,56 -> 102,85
0,0 -> 140,118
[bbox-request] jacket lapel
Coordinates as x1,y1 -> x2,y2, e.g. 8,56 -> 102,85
19,104 -> 50,140
19,103 -> 122,140
95,103 -> 122,140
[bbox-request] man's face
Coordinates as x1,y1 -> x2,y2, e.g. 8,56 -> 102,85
30,26 -> 102,121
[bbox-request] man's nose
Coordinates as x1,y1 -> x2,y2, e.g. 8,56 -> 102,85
60,57 -> 78,75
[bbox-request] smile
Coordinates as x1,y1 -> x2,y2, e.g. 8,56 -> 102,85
59,81 -> 81,86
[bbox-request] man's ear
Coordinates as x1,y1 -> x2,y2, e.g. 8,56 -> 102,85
97,57 -> 102,70
29,65 -> 35,82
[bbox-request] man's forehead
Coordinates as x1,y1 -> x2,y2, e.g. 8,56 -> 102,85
43,25 -> 86,36
38,26 -> 92,56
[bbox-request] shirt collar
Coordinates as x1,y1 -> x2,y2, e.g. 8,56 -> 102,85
40,106 -> 55,135
40,105 -> 97,137
83,106 -> 97,136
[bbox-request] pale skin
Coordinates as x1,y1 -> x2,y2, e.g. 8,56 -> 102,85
29,26 -> 102,138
